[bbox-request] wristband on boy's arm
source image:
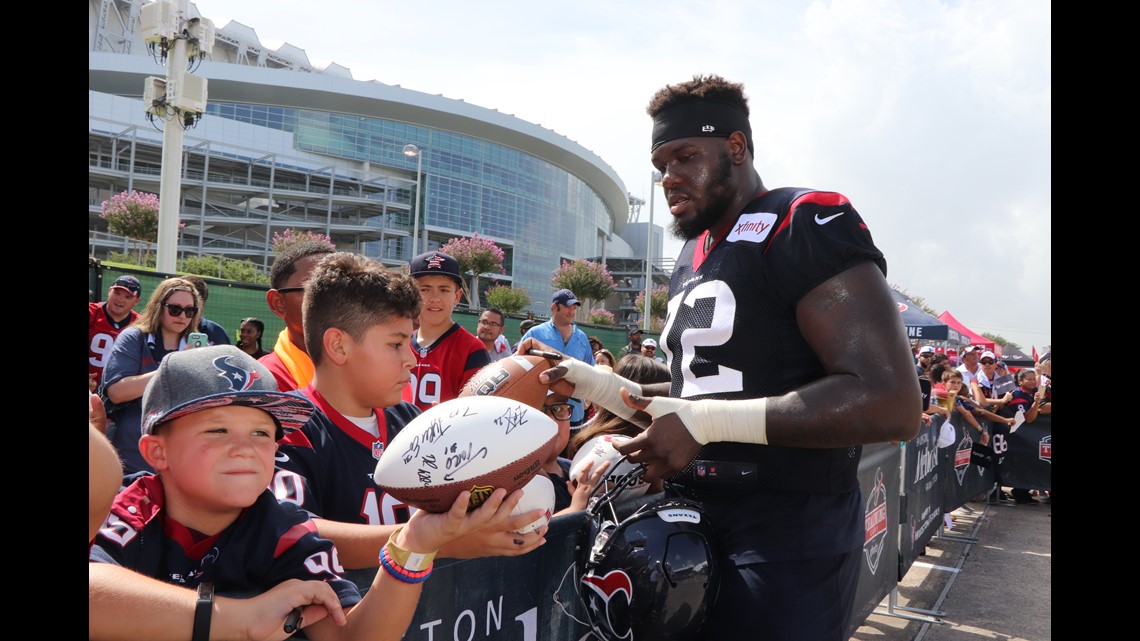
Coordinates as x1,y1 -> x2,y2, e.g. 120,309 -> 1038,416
379,526 -> 436,584
642,396 -> 769,445
556,358 -> 642,420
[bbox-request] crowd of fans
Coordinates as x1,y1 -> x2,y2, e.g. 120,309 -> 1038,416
914,342 -> 1052,505
88,252 -> 1050,639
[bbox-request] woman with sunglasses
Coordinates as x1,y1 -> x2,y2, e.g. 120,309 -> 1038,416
99,277 -> 202,477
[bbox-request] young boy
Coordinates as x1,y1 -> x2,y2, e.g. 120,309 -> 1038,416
406,250 -> 490,411
271,252 -> 548,570
90,344 -> 523,641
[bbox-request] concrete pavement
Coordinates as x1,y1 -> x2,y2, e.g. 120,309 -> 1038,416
850,489 -> 1051,641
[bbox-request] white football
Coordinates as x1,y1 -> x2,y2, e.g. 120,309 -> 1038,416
511,473 -> 555,534
373,395 -> 559,513
568,434 -> 649,499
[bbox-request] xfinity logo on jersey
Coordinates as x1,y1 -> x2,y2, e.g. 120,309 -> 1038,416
725,212 -> 777,244
862,468 -> 888,575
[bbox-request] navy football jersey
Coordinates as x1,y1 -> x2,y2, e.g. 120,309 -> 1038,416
90,474 -> 360,605
661,187 -> 885,562
409,323 -> 491,411
272,385 -> 420,526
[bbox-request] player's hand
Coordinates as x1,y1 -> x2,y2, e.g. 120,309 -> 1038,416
515,337 -> 577,397
613,389 -> 702,484
228,578 -> 347,641
89,393 -> 108,435
425,489 -> 548,558
89,373 -> 100,393
537,356 -> 653,426
564,459 -> 611,513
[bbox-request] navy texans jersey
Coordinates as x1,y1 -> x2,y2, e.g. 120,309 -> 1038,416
272,385 -> 420,526
409,323 -> 491,412
90,474 -> 360,606
661,187 -> 885,562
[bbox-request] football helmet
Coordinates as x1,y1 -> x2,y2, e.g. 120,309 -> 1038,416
579,458 -> 720,641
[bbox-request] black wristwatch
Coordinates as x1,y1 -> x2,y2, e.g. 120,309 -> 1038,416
193,581 -> 214,641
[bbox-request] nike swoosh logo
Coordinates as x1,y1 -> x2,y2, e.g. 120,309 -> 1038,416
814,212 -> 845,225
741,469 -> 753,475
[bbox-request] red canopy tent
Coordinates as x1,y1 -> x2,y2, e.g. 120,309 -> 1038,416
937,311 -> 1001,358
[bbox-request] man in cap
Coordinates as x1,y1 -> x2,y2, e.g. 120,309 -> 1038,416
520,289 -> 595,430
511,318 -> 540,353
641,337 -> 665,363
407,250 -> 491,411
956,344 -> 984,388
618,326 -> 645,359
89,275 -> 142,393
916,345 -> 936,376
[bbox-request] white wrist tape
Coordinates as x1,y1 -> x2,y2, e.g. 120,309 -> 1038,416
642,396 -> 768,445
557,358 -> 642,420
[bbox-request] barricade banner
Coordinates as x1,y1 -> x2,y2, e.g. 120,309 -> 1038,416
848,442 -> 902,639
899,419 -> 943,580
941,414 -> 995,511
344,511 -> 594,641
996,412 -> 1051,491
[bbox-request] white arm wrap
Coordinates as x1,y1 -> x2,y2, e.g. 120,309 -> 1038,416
642,396 -> 769,445
557,358 -> 643,420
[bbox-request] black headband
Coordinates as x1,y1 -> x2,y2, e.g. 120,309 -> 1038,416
651,99 -> 753,152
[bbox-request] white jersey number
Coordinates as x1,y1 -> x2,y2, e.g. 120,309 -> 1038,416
662,279 -> 743,398
90,331 -> 116,368
410,372 -> 442,406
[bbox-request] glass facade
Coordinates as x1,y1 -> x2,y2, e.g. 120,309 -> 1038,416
207,102 -> 615,308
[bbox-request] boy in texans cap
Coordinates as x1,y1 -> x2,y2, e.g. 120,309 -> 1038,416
90,344 -> 521,641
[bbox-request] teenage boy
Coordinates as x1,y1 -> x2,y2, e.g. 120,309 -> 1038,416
271,252 -> 548,570
406,251 -> 490,411
90,344 -> 523,641
260,239 -> 336,391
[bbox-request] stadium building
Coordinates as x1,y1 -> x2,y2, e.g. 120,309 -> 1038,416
89,0 -> 667,321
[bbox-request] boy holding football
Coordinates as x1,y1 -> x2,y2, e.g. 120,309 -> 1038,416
90,344 -> 521,641
271,252 -> 548,570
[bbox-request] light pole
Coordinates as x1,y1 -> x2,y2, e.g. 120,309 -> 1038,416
403,144 -> 423,258
644,171 -> 663,332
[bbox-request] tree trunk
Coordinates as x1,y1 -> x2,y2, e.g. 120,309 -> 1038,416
469,273 -> 480,309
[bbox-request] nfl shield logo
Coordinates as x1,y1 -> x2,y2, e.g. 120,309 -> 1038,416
372,441 -> 385,460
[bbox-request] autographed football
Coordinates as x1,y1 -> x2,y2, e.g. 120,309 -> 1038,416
511,473 -> 556,534
569,434 -> 650,499
459,353 -> 557,409
373,395 -> 559,513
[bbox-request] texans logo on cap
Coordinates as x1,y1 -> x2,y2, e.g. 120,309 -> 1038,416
214,354 -> 261,392
426,253 -> 445,269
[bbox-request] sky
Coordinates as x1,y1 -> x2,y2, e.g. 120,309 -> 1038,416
188,0 -> 1050,354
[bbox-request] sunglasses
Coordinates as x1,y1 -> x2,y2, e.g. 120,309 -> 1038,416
543,403 -> 573,420
276,286 -> 305,294
164,304 -> 199,318
980,359 -> 995,365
